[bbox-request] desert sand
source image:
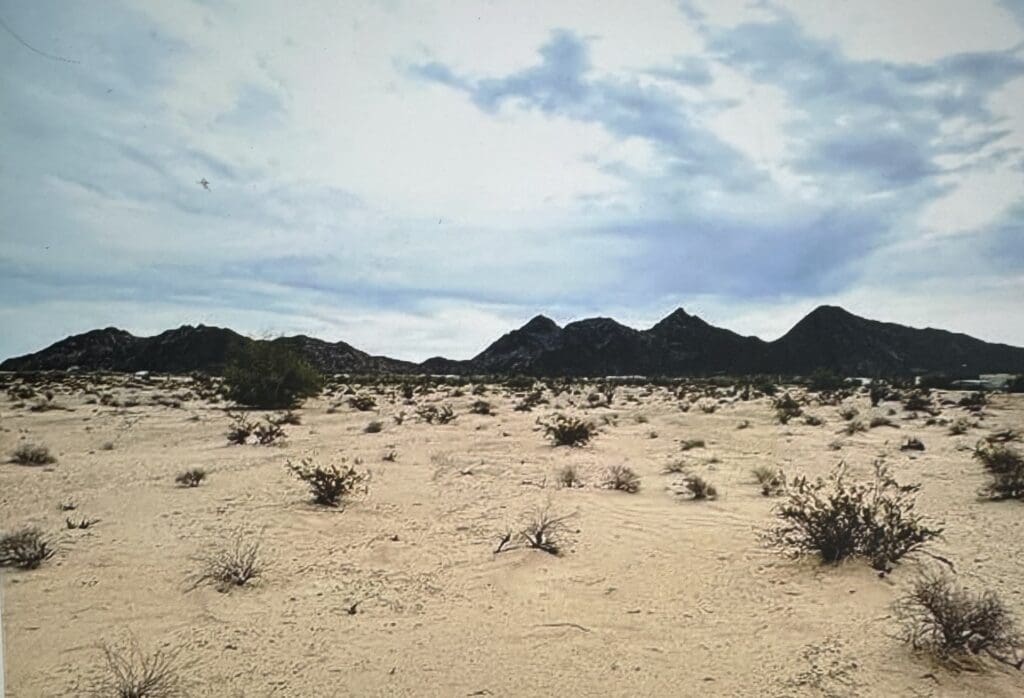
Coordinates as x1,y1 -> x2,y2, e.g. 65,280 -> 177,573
2,375 -> 1023,697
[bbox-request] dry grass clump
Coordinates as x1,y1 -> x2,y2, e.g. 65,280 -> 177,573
767,462 -> 942,572
900,437 -> 925,452
752,466 -> 786,496
470,400 -> 493,415
364,420 -> 384,434
187,532 -> 263,592
0,527 -> 56,569
514,389 -> 547,412
602,465 -> 641,493
556,464 -> 584,488
975,443 -> 1024,501
287,458 -> 368,507
11,442 -> 56,465
91,637 -> 186,697
838,405 -> 859,421
895,571 -> 1023,669
543,414 -> 597,447
348,394 -> 377,411
681,474 -> 718,500
949,417 -> 972,435
174,468 -> 206,488
680,438 -> 705,451
496,505 -> 575,556
416,404 -> 457,424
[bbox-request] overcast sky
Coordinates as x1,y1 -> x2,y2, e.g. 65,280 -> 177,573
2,0 -> 1023,361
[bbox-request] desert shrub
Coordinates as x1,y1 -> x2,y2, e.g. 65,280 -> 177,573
870,415 -> 898,429
869,380 -> 890,407
287,459 -> 368,507
903,392 -> 933,413
975,444 -> 1024,501
556,464 -> 584,488
514,389 -> 547,412
416,404 -> 456,424
662,459 -> 688,474
272,410 -> 301,425
985,428 -> 1020,444
470,400 -> 493,415
958,391 -> 988,408
348,394 -> 376,411
803,415 -> 824,426
253,420 -> 285,445
11,442 -> 56,466
223,342 -> 322,409
543,414 -> 596,447
767,462 -> 941,571
774,393 -> 803,424
602,465 -> 641,493
66,516 -> 99,529
838,405 -> 859,421
0,528 -> 55,569
948,417 -> 972,435
698,400 -> 718,414
92,637 -> 185,698
187,532 -> 262,592
900,437 -> 925,451
175,468 -> 206,488
515,506 -> 574,555
364,420 -> 384,434
225,413 -> 255,445
840,419 -> 866,435
681,474 -> 718,500
753,466 -> 786,496
895,571 -> 1023,668
808,368 -> 849,392
680,438 -> 705,451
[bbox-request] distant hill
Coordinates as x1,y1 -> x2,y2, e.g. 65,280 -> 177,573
4,306 -> 1024,377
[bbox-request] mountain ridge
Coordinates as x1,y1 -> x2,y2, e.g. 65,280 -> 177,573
3,306 -> 1024,377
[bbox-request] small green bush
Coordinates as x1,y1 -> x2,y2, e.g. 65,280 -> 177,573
287,459 -> 368,507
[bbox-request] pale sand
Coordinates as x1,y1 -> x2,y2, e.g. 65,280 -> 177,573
1,378 -> 1023,696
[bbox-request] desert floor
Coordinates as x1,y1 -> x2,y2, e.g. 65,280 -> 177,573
1,376 -> 1023,697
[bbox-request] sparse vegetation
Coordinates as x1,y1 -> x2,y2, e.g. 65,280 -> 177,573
543,414 -> 597,447
470,400 -> 493,415
187,532 -> 263,592
91,637 -> 186,698
774,393 -> 803,424
680,438 -> 705,451
253,420 -> 285,445
556,464 -> 584,488
975,443 -> 1024,501
901,437 -> 925,452
348,394 -> 377,411
225,413 -> 255,445
681,474 -> 718,500
895,571 -> 1023,669
287,459 -> 368,507
753,466 -> 786,497
364,420 -> 384,434
175,468 -> 207,487
767,462 -> 942,572
869,415 -> 898,429
0,528 -> 55,569
11,442 -> 56,466
949,417 -> 972,435
602,465 -> 641,493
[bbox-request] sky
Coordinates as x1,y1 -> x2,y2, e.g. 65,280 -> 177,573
1,0 -> 1023,362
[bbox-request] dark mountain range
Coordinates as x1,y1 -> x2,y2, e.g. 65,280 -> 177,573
3,306 -> 1024,377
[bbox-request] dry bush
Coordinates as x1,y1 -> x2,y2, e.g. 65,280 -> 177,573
767,462 -> 942,571
680,438 -> 705,451
975,443 -> 1024,501
602,465 -> 641,493
364,420 -> 384,434
903,392 -> 933,413
838,405 -> 860,421
287,458 -> 368,507
774,393 -> 803,424
556,464 -> 584,488
91,637 -> 186,697
870,416 -> 898,429
0,527 -> 55,569
542,414 -> 596,447
803,415 -> 824,426
470,400 -> 493,415
900,437 -> 925,452
986,429 -> 1021,444
187,532 -> 263,592
348,394 -> 377,411
225,413 -> 255,445
514,389 -> 547,411
697,400 -> 718,414
949,418 -> 972,436
662,459 -> 688,474
11,442 -> 56,465
681,474 -> 718,500
840,419 -> 866,436
253,420 -> 285,445
895,571 -> 1023,669
753,466 -> 786,497
957,391 -> 988,409
500,506 -> 574,556
416,404 -> 457,424
66,516 -> 99,530
175,468 -> 206,488
272,410 -> 301,425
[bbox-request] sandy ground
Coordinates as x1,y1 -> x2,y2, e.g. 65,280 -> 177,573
1,376 -> 1023,697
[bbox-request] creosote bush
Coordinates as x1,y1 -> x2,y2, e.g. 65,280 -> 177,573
187,532 -> 263,592
287,458 -> 368,507
767,462 -> 942,572
602,465 -> 641,493
0,528 -> 55,569
91,637 -> 186,698
223,342 -> 322,409
681,474 -> 718,500
895,571 -> 1023,669
542,414 -> 596,447
11,442 -> 56,465
975,443 -> 1024,501
175,468 -> 206,488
